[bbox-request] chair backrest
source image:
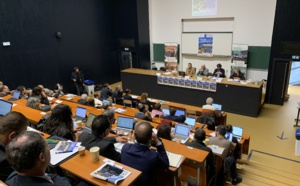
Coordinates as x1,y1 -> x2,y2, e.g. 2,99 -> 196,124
152,67 -> 158,70
161,104 -> 169,109
160,67 -> 166,71
186,108 -> 197,116
193,67 -> 196,72
124,99 -> 133,107
207,72 -> 213,76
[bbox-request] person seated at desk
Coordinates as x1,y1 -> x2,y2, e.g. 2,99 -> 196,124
185,128 -> 215,182
157,124 -> 172,140
16,85 -> 30,99
0,112 -> 28,181
102,102 -> 110,111
77,94 -> 88,105
86,98 -> 95,107
54,83 -> 65,96
26,97 -> 41,110
121,121 -> 169,186
100,83 -> 113,100
151,103 -> 166,118
230,68 -> 245,80
5,131 -> 76,186
197,64 -> 209,76
212,63 -> 226,78
177,115 -> 188,125
78,114 -> 128,162
134,103 -> 152,121
226,124 -> 241,160
43,104 -> 81,141
208,125 -> 242,185
163,107 -> 178,122
185,63 -> 196,77
31,86 -> 50,105
202,97 -> 224,124
123,89 -> 136,107
0,85 -> 12,97
94,93 -> 103,108
113,85 -> 124,105
140,92 -> 152,111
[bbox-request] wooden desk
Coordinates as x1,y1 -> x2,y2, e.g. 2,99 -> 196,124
60,151 -> 141,186
0,180 -> 8,186
121,68 -> 263,117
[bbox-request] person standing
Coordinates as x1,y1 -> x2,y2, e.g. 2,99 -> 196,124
71,67 -> 84,95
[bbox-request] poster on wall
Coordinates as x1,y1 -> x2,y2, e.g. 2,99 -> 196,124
192,0 -> 217,16
164,43 -> 178,71
231,44 -> 248,78
198,34 -> 213,57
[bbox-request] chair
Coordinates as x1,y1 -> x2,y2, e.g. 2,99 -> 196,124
152,67 -> 158,70
124,99 -> 133,107
178,71 -> 185,77
186,108 -> 198,116
193,67 -> 196,73
207,72 -> 213,76
161,104 -> 169,109
160,67 -> 166,71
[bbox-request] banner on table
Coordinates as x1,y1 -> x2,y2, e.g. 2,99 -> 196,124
198,34 -> 213,57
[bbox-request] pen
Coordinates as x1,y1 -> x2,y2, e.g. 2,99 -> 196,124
55,151 -> 73,154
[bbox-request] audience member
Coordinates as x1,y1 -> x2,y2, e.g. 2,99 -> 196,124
43,104 -> 80,141
134,103 -> 152,121
209,125 -> 242,185
197,64 -> 209,76
157,124 -> 172,141
113,85 -> 124,105
177,115 -> 187,125
78,114 -> 127,162
102,102 -> 110,111
163,107 -> 178,122
54,83 -> 65,96
121,121 -> 169,186
185,128 -> 215,181
140,92 -> 152,111
16,85 -> 29,99
31,86 -> 50,105
0,112 -> 28,181
151,103 -> 165,118
185,63 -> 196,77
26,97 -> 41,110
86,98 -> 95,107
71,67 -> 84,96
226,124 -> 241,160
94,93 -> 103,108
202,97 -> 223,122
123,89 -> 136,107
100,83 -> 113,100
230,68 -> 245,80
0,85 -> 11,97
212,63 -> 226,77
5,131 -> 75,186
77,94 -> 88,105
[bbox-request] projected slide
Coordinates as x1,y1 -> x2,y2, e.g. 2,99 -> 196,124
192,0 -> 217,16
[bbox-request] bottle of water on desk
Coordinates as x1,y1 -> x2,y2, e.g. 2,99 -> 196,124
217,73 -> 220,79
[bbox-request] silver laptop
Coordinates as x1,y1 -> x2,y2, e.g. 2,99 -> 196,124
7,90 -> 20,102
0,100 -> 13,116
212,103 -> 222,111
72,106 -> 87,121
175,109 -> 185,116
174,124 -> 190,144
185,116 -> 196,129
232,126 -> 243,141
162,108 -> 170,115
82,113 -> 96,134
103,99 -> 111,105
115,116 -> 134,135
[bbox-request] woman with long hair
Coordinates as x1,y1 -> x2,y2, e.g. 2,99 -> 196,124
140,92 -> 152,111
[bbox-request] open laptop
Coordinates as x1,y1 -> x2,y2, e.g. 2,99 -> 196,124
175,109 -> 185,116
82,113 -> 96,134
7,90 -> 20,102
72,106 -> 87,121
103,99 -> 111,105
225,132 -> 233,141
185,116 -> 196,129
174,124 -> 190,144
162,108 -> 170,115
232,126 -> 243,141
115,116 -> 134,135
0,100 -> 13,116
212,103 -> 222,111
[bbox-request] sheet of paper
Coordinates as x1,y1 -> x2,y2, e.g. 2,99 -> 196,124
131,95 -> 138,99
163,72 -> 172,75
207,145 -> 224,155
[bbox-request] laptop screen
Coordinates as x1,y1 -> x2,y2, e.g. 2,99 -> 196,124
185,117 -> 196,126
232,126 -> 243,137
103,100 -> 110,105
0,100 -> 13,115
13,90 -> 20,99
117,116 -> 134,129
175,124 -> 190,136
225,132 -> 233,141
75,107 -> 87,118
162,108 -> 170,115
86,113 -> 96,128
212,103 -> 222,111
175,109 -> 185,116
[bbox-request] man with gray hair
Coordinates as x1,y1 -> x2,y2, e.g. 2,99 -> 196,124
197,64 -> 209,76
202,97 -> 222,120
77,94 -> 88,105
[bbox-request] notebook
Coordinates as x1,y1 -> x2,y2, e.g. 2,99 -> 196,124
175,109 -> 185,116
7,90 -> 20,102
82,113 -> 96,134
167,151 -> 183,168
116,116 -> 134,135
185,116 -> 196,129
174,124 -> 190,144
232,126 -> 243,141
0,100 -> 13,116
72,106 -> 87,121
212,103 -> 222,111
162,108 -> 170,115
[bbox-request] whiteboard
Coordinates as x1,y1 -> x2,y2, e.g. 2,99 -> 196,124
181,33 -> 233,56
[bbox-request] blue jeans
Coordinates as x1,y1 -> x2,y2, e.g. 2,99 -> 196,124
225,156 -> 238,179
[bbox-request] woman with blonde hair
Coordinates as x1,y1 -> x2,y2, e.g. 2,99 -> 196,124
140,92 -> 152,111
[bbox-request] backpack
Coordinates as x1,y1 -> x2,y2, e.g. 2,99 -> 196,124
37,113 -> 51,131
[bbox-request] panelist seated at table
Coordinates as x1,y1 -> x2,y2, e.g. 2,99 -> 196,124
151,103 -> 166,118
230,68 -> 246,80
78,114 -> 128,162
197,64 -> 209,76
163,107 -> 179,122
121,121 -> 169,186
0,112 -> 28,181
212,63 -> 226,78
185,128 -> 215,182
140,92 -> 152,111
134,104 -> 152,121
185,63 -> 196,77
5,131 -> 87,186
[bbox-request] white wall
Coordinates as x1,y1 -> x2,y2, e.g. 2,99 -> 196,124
149,0 -> 277,78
